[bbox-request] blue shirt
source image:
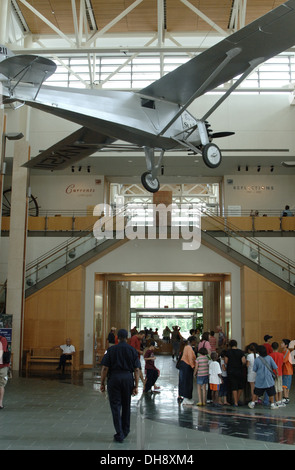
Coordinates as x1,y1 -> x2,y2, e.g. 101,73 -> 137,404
253,355 -> 277,388
101,340 -> 141,377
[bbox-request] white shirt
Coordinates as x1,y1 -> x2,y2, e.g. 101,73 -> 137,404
209,360 -> 222,385
60,344 -> 75,354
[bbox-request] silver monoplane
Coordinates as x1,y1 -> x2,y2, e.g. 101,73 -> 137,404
1,1 -> 295,192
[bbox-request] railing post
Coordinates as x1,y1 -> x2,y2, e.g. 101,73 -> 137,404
35,262 -> 39,285
65,245 -> 69,268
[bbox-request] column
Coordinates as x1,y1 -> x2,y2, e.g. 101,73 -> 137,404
203,281 -> 220,332
0,108 -> 5,234
5,139 -> 29,371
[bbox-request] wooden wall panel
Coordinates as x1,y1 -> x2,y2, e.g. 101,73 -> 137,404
23,266 -> 85,370
241,266 -> 295,348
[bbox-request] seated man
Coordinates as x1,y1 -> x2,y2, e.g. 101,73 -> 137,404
53,338 -> 75,373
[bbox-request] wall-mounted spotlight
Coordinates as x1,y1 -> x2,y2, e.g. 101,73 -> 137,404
78,166 -> 82,172
257,165 -> 261,172
87,166 -> 90,173
71,166 -> 74,173
270,165 -> 274,172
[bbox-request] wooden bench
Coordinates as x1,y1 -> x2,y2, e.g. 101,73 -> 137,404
26,348 -> 74,374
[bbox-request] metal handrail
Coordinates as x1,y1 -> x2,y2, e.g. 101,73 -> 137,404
202,208 -> 295,269
25,204 -> 129,274
24,203 -> 294,289
201,209 -> 295,286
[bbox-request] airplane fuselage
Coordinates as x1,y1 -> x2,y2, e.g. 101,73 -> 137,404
2,81 -> 201,150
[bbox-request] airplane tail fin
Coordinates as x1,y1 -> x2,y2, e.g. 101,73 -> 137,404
0,50 -> 56,86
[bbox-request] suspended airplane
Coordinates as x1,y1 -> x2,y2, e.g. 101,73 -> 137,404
1,0 -> 295,192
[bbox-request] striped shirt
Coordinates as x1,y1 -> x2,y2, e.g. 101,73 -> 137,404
196,354 -> 209,376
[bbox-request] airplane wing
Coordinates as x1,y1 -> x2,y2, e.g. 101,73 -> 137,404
140,0 -> 295,105
23,126 -> 115,170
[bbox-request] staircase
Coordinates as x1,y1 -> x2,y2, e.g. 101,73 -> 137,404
24,206 -> 295,296
200,211 -> 295,294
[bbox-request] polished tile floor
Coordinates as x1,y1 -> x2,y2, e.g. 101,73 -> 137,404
1,356 -> 295,451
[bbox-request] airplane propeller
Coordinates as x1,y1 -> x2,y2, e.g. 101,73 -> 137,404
211,131 -> 235,138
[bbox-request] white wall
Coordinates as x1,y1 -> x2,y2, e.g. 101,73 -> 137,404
84,238 -> 242,364
29,174 -> 104,213
188,93 -> 295,153
223,174 -> 295,214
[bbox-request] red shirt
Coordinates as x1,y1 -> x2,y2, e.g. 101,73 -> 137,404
209,336 -> 217,352
264,343 -> 273,355
270,351 -> 283,376
144,349 -> 157,370
130,335 -> 141,358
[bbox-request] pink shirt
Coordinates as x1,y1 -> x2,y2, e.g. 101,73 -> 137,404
198,340 -> 211,354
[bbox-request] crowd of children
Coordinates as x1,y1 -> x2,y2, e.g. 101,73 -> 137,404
180,332 -> 294,409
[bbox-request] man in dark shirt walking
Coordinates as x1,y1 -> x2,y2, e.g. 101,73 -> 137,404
100,328 -> 140,442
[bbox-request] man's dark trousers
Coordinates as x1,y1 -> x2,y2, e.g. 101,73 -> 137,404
107,371 -> 134,441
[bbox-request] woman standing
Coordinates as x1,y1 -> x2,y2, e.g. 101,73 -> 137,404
178,336 -> 197,405
198,332 -> 211,355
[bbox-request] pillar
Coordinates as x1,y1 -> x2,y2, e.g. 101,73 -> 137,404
5,138 -> 29,371
0,108 -> 5,234
203,282 -> 220,332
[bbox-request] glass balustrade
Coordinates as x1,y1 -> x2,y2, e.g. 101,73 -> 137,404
25,205 -> 295,291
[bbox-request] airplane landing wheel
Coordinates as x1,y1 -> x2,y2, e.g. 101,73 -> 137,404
202,143 -> 222,168
141,172 -> 160,193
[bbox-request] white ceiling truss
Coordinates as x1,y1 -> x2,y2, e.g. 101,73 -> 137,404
1,0 -> 294,95
2,1 -> 293,55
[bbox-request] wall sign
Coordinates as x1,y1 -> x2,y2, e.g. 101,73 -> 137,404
232,185 -> 274,193
65,183 -> 96,195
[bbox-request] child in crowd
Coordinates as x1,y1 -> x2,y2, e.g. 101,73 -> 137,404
246,343 -> 259,405
281,339 -> 293,404
219,350 -> 230,405
194,347 -> 209,406
270,342 -> 285,407
143,341 -> 160,394
209,352 -> 223,407
248,345 -> 278,410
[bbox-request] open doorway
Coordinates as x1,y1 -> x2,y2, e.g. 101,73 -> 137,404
94,274 -> 231,360
130,280 -> 203,338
